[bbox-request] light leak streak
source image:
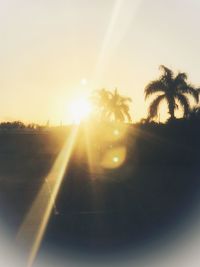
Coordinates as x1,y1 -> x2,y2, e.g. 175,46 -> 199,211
92,0 -> 123,86
92,0 -> 142,87
16,126 -> 79,267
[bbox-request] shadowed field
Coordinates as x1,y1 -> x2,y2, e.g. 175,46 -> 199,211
0,121 -> 200,260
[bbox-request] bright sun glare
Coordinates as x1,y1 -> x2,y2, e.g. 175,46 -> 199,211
69,98 -> 91,124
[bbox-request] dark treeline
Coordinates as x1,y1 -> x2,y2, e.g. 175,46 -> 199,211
0,121 -> 62,131
0,121 -> 40,130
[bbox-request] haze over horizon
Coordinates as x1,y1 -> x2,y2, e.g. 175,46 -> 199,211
0,0 -> 200,125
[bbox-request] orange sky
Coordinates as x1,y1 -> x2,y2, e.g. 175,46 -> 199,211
0,0 -> 200,125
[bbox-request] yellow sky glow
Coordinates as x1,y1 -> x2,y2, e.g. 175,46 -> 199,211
0,0 -> 200,124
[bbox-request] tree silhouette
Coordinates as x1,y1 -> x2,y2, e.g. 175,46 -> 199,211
91,88 -> 111,121
0,121 -> 25,130
145,65 -> 199,120
188,106 -> 200,121
91,88 -> 132,122
108,89 -> 132,122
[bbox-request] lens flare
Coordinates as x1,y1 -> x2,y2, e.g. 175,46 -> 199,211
113,129 -> 120,136
16,126 -> 79,267
101,146 -> 126,169
113,156 -> 119,163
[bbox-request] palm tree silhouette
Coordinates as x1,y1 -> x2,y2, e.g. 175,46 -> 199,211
91,88 -> 132,122
91,88 -> 111,121
145,65 -> 199,120
108,89 -> 132,122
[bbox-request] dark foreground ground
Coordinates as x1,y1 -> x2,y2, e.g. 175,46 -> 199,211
0,120 -> 200,262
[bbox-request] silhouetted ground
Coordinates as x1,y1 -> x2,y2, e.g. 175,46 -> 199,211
0,120 -> 200,260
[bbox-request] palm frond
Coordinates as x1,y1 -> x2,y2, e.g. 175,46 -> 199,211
145,80 -> 166,99
176,72 -> 187,80
148,94 -> 165,119
179,85 -> 199,103
121,96 -> 132,103
174,72 -> 187,87
124,110 -> 132,122
120,104 -> 132,122
159,65 -> 173,79
175,94 -> 190,117
115,110 -> 124,122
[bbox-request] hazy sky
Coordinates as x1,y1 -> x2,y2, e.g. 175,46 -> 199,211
0,0 -> 200,124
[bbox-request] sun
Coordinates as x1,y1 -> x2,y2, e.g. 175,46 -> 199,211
69,98 -> 91,124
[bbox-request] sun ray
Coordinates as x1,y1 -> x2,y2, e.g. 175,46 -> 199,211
82,123 -> 94,174
92,0 -> 142,87
92,0 -> 123,86
16,125 -> 79,267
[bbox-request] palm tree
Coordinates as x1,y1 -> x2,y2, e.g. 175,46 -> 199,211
145,65 -> 199,120
108,89 -> 132,122
90,88 -> 111,121
91,88 -> 132,122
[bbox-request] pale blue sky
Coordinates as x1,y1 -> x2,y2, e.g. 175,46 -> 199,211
0,0 -> 200,124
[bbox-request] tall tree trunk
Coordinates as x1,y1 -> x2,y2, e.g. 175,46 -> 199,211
168,97 -> 176,120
